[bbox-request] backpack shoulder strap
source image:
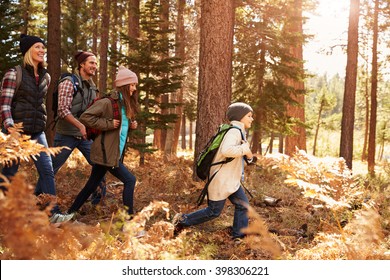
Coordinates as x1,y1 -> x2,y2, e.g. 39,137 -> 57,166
59,74 -> 81,97
231,125 -> 245,140
107,97 -> 120,120
15,65 -> 22,93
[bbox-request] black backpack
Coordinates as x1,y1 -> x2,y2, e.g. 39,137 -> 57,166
52,73 -> 83,120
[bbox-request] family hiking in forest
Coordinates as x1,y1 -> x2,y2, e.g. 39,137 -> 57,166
0,33 -> 257,241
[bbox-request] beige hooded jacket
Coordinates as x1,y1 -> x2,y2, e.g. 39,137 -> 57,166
207,120 -> 251,201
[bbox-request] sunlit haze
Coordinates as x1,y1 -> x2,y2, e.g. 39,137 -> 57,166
304,0 -> 350,77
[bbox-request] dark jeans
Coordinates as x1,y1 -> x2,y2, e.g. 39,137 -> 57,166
0,130 -> 59,214
181,186 -> 249,238
68,162 -> 136,215
35,133 -> 105,196
1,131 -> 56,195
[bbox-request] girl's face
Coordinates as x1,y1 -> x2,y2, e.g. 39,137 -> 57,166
240,111 -> 254,129
31,42 -> 46,64
129,83 -> 137,95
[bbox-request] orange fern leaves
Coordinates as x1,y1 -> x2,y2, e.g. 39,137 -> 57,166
0,123 -> 69,167
273,149 -> 363,210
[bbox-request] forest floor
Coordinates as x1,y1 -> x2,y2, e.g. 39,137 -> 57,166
0,148 -> 389,260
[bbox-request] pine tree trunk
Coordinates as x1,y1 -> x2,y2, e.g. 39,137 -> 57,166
45,0 -> 61,146
368,0 -> 379,175
194,0 -> 235,179
92,0 -> 98,54
171,0 -> 186,154
181,113 -> 186,149
128,0 -> 140,42
98,0 -> 110,94
158,0 -> 170,153
362,75 -> 369,161
340,0 -> 360,170
110,0 -> 118,89
22,0 -> 30,34
284,0 -> 306,156
189,121 -> 193,150
313,100 -> 324,156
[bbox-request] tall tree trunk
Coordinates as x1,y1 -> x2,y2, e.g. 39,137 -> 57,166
189,121 -> 193,150
22,0 -> 30,34
45,0 -> 61,146
368,0 -> 379,175
340,0 -> 360,170
171,0 -> 186,154
92,0 -> 98,54
160,0 -> 173,158
128,0 -> 140,45
181,113 -> 186,149
251,27 -> 267,154
98,0 -> 110,94
110,0 -> 119,89
194,0 -> 235,179
313,99 -> 324,156
362,74 -> 369,161
284,0 -> 306,156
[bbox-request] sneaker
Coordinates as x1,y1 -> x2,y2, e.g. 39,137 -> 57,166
49,212 -> 74,224
173,213 -> 185,236
233,237 -> 244,245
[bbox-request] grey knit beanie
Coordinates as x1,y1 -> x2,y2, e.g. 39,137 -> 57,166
226,102 -> 253,121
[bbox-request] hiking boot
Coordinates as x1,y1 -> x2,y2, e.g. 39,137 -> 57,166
90,179 -> 107,205
49,212 -> 74,224
233,237 -> 244,245
173,213 -> 185,236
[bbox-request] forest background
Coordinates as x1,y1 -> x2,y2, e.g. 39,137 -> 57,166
0,0 -> 389,261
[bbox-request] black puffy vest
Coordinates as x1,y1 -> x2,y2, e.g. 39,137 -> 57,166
11,65 -> 49,134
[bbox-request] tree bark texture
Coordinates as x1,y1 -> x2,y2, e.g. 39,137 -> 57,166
98,0 -> 110,94
284,0 -> 306,156
45,0 -> 61,146
194,0 -> 235,178
340,0 -> 360,170
368,0 -> 378,175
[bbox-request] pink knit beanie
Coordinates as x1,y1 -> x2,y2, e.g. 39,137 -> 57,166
115,66 -> 138,87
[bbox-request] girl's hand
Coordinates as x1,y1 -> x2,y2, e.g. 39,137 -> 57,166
113,119 -> 120,128
130,120 -> 138,129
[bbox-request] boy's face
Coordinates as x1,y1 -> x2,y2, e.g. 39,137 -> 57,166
240,111 -> 254,129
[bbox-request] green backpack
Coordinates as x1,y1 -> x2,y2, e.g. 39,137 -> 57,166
195,124 -> 243,205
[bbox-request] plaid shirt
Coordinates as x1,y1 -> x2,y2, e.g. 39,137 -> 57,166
57,79 -> 76,119
0,69 -> 18,129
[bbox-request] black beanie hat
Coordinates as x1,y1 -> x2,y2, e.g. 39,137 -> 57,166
19,34 -> 45,56
226,102 -> 253,121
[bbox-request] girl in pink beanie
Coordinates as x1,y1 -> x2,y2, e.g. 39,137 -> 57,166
68,66 -> 139,218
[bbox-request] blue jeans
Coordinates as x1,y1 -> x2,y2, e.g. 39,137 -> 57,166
181,186 -> 249,238
1,131 -> 56,196
68,162 -> 136,215
35,133 -> 104,196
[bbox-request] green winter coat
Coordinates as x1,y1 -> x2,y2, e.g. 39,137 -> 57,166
79,91 -> 124,167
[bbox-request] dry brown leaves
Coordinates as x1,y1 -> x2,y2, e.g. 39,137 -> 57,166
0,123 -> 69,167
